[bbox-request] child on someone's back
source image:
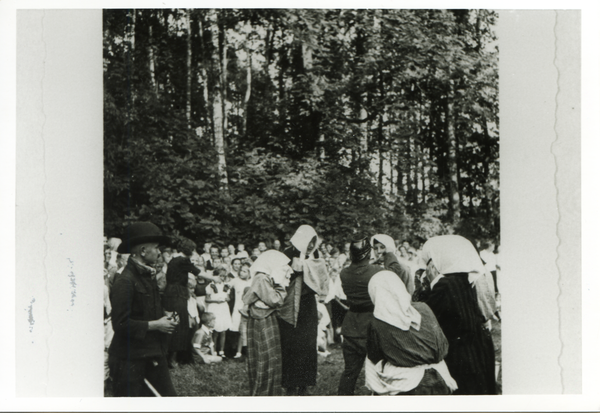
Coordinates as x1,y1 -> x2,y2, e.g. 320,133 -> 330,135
205,266 -> 232,357
191,312 -> 222,364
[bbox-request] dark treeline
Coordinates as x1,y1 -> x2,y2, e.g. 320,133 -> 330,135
104,9 -> 499,248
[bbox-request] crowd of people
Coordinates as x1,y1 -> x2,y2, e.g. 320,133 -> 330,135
103,222 -> 501,397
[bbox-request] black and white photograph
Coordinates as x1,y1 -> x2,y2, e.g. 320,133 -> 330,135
101,8 -> 501,397
5,2 -> 595,411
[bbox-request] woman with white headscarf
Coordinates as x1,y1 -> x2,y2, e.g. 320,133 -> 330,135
278,225 -> 329,396
419,235 -> 497,395
365,271 -> 457,395
242,250 -> 292,396
371,234 -> 415,295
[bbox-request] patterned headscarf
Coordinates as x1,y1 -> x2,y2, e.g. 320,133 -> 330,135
368,270 -> 421,331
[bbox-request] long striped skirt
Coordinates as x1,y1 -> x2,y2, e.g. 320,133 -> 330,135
247,314 -> 283,396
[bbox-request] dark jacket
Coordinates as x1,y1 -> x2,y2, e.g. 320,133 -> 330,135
339,259 -> 382,338
109,257 -> 168,360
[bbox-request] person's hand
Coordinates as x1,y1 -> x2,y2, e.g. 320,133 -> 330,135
291,257 -> 303,272
149,316 -> 178,334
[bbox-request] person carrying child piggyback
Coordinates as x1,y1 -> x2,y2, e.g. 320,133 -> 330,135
191,313 -> 222,364
205,266 -> 232,357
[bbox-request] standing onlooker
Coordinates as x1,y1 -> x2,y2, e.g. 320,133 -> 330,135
230,258 -> 242,278
221,247 -> 232,269
230,262 -> 252,358
228,244 -> 237,257
163,238 -> 201,367
272,239 -> 282,251
200,242 -> 212,265
243,250 -> 291,396
205,267 -> 232,357
109,222 -> 178,397
337,235 -> 383,395
258,241 -> 268,254
236,243 -> 250,259
480,241 -> 499,296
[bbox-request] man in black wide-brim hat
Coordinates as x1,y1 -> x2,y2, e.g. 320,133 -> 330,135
108,222 -> 178,397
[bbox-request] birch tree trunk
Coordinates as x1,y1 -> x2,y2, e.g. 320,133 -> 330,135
219,18 -> 228,143
210,11 -> 229,192
242,47 -> 252,136
446,79 -> 460,225
148,13 -> 157,95
185,10 -> 192,128
198,15 -> 211,141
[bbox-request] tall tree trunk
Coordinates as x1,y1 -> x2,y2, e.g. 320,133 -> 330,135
242,47 -> 252,136
377,114 -> 384,190
130,9 -> 136,53
185,10 -> 192,128
198,15 -> 210,141
210,11 -> 229,192
264,25 -> 273,75
359,105 -> 368,154
125,9 -> 136,146
148,13 -> 157,95
406,133 -> 413,206
446,80 -> 460,225
219,18 -> 228,144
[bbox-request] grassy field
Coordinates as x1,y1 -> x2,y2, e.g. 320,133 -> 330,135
167,318 -> 501,397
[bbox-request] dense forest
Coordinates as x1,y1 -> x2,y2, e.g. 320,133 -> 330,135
103,9 -> 499,248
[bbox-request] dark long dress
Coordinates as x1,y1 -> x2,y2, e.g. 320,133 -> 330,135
423,273 -> 496,395
162,256 -> 200,355
278,247 -> 319,390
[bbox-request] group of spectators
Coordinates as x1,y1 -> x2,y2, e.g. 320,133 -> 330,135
103,222 -> 500,397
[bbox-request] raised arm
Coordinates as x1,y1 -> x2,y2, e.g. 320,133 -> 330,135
383,252 -> 415,295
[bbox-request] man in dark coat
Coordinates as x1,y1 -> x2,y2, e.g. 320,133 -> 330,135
109,222 -> 178,397
337,235 -> 384,395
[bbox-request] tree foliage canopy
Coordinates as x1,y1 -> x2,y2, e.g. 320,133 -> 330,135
104,9 -> 499,247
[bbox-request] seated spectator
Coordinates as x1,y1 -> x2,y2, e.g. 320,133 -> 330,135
191,313 -> 223,365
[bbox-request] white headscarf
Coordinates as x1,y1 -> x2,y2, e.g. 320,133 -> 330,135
250,250 -> 291,280
371,234 -> 396,254
368,270 -> 421,331
290,225 -> 318,257
421,235 -> 485,284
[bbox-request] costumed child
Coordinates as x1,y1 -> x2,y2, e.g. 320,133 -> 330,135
191,312 -> 222,364
230,262 -> 252,358
205,266 -> 232,357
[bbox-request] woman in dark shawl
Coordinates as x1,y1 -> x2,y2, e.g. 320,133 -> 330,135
366,270 -> 457,395
162,238 -> 201,366
278,225 -> 329,396
419,235 -> 497,395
